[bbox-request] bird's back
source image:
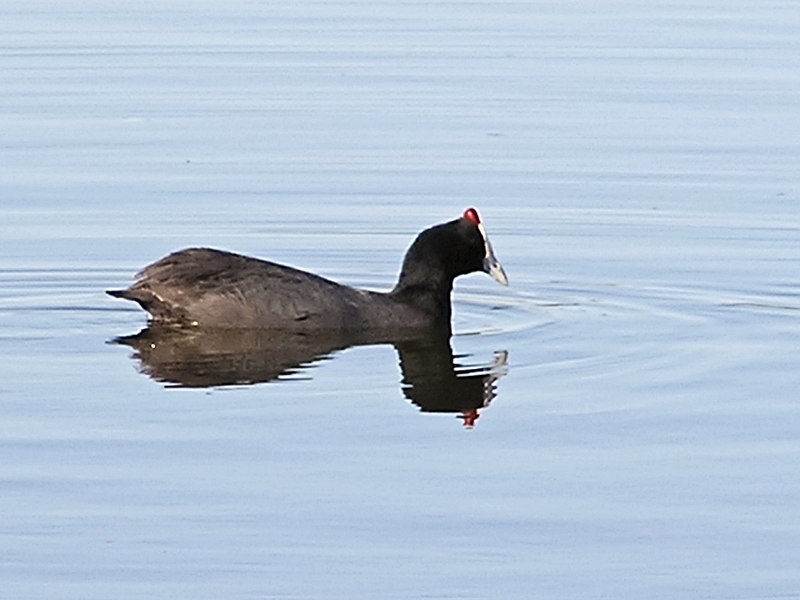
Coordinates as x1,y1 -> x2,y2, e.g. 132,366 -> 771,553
108,248 -> 374,329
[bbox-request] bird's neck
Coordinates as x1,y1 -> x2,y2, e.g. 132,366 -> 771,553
390,277 -> 453,322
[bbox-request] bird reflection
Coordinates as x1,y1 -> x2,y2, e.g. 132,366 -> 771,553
111,325 -> 508,427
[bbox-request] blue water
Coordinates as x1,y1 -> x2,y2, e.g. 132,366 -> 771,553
1,2 -> 799,599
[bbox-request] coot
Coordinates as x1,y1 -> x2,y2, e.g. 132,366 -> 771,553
107,207 -> 508,331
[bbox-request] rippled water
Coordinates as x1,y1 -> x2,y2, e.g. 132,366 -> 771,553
2,2 -> 800,599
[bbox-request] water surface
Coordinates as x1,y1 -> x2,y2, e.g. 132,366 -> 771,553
1,2 -> 799,599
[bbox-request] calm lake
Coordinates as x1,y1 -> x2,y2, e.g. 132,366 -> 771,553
2,1 -> 799,598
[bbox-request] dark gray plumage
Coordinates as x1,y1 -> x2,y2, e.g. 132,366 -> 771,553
108,208 -> 508,332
